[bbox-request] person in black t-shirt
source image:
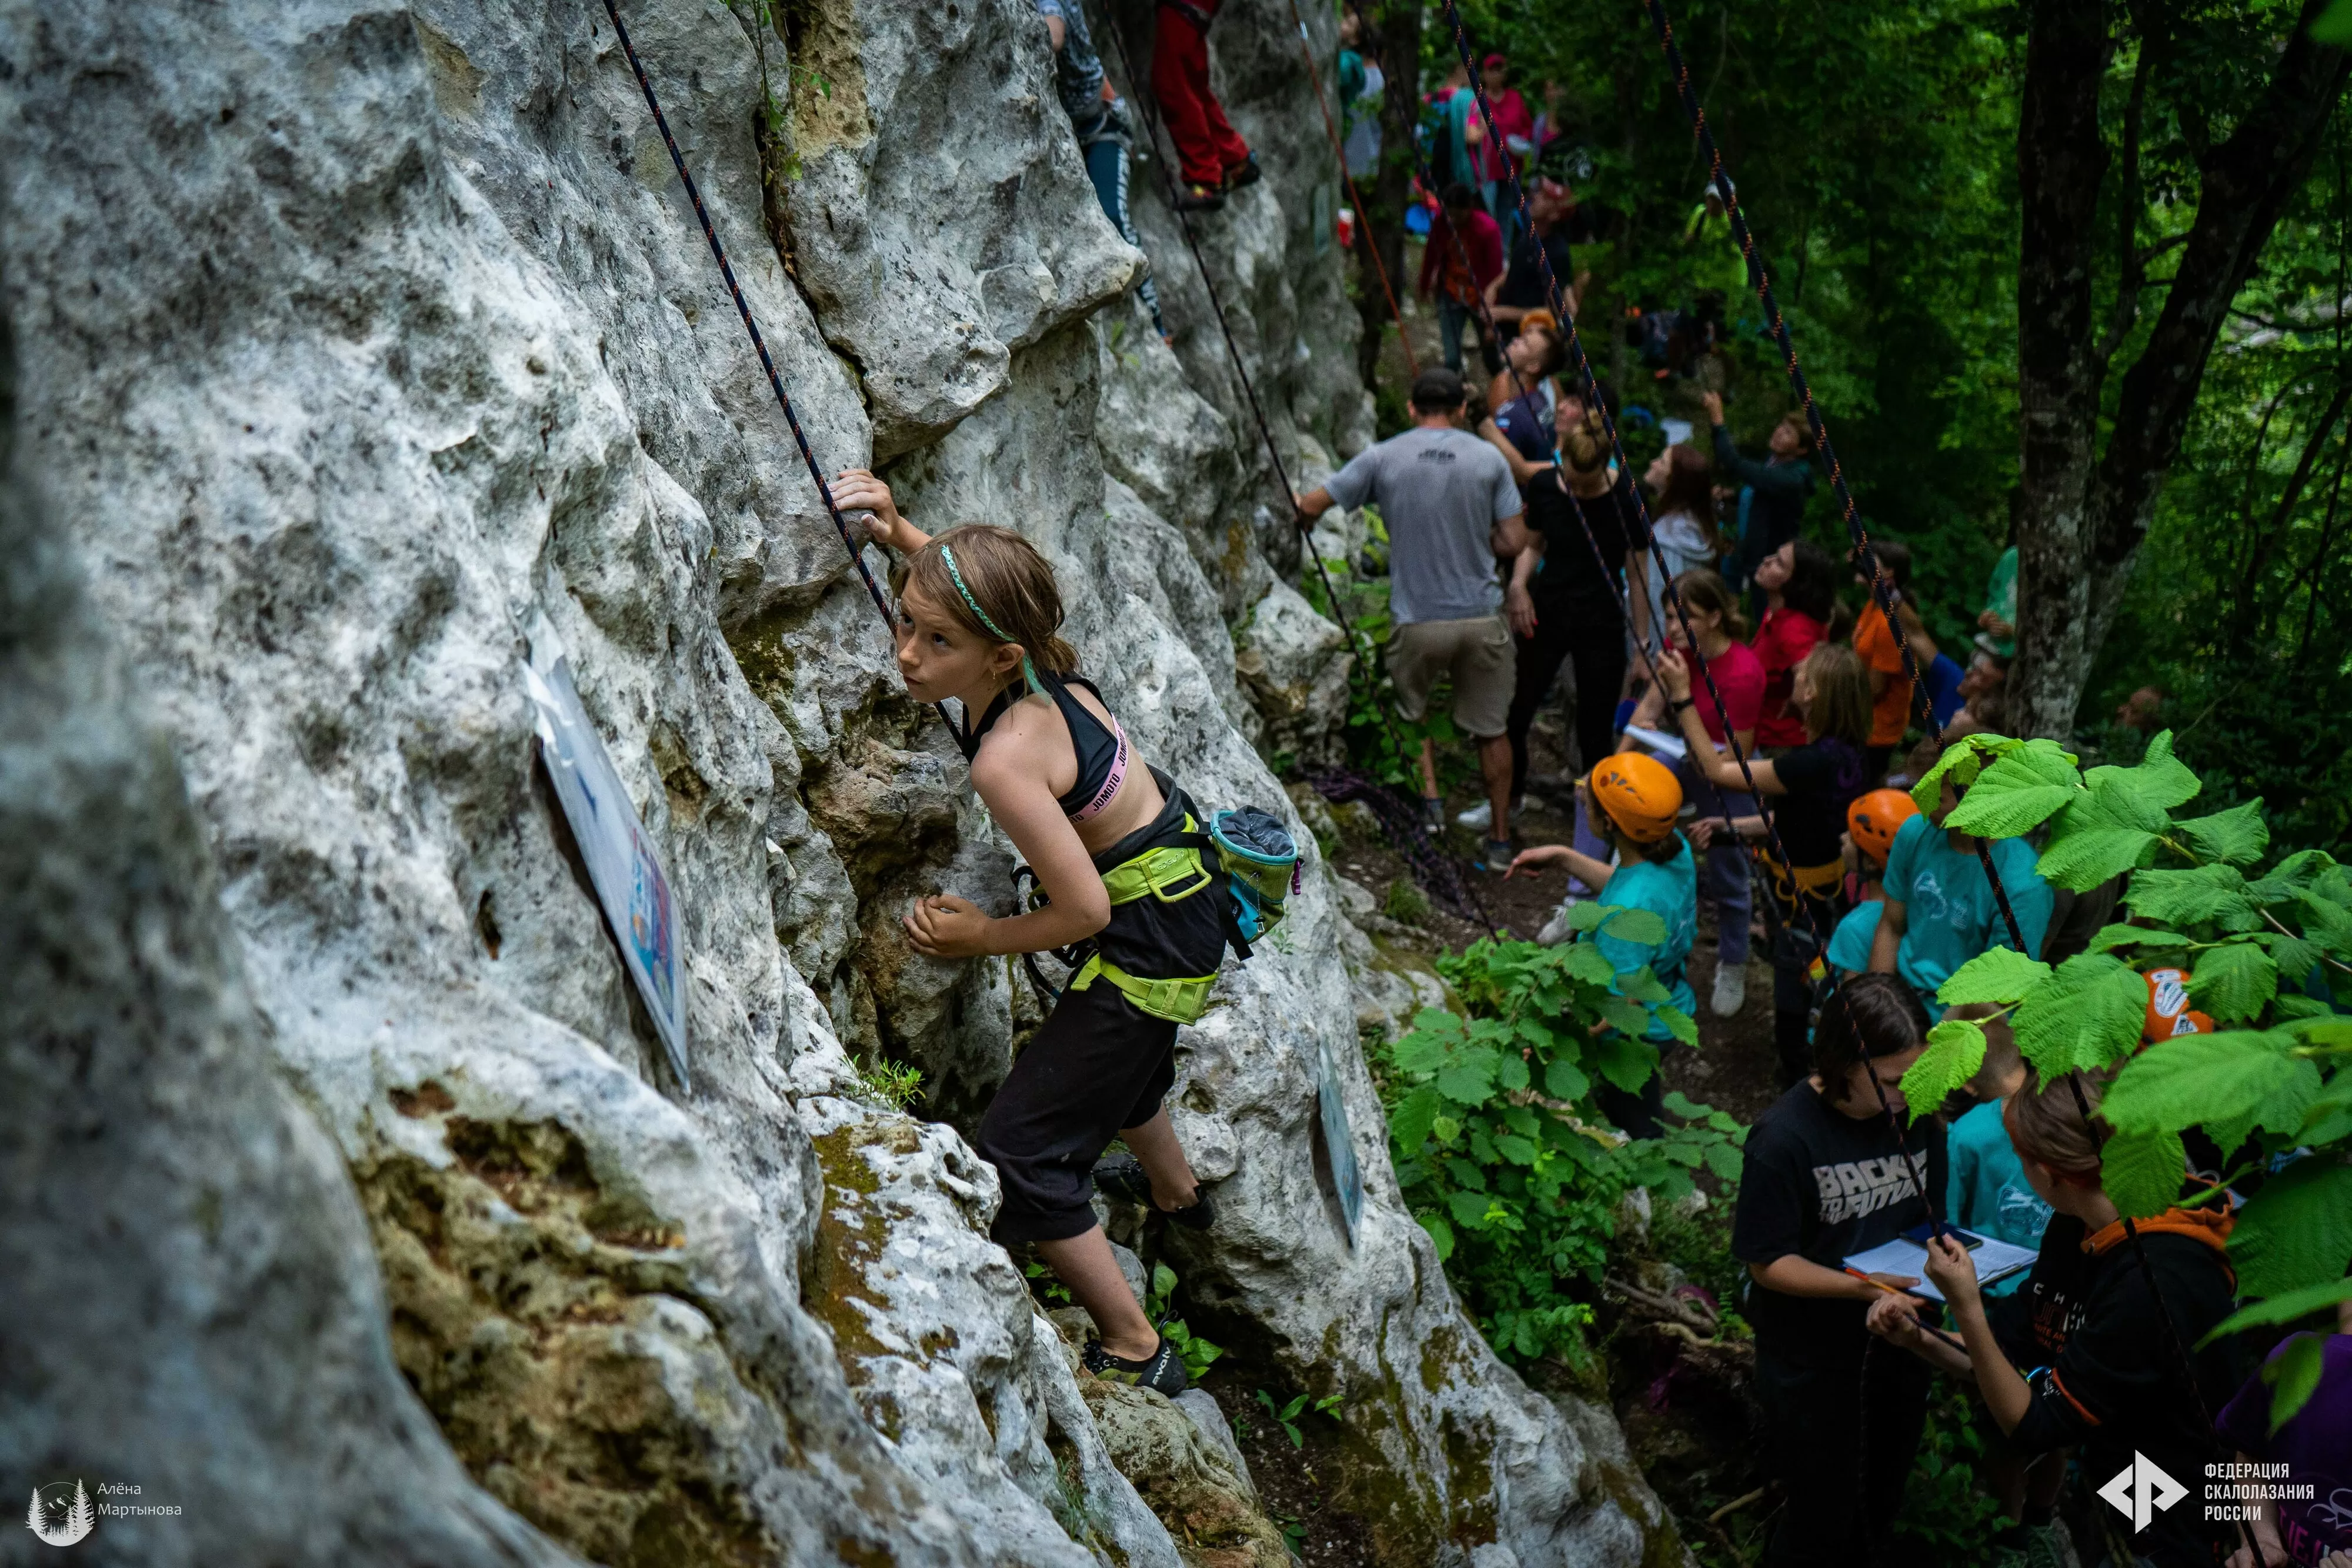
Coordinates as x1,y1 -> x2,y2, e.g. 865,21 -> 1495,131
1868,1067 -> 2244,1568
1485,388 -> 1652,878
1485,176 -> 1579,345
1732,973 -> 1944,1567
1656,642 -> 1872,1085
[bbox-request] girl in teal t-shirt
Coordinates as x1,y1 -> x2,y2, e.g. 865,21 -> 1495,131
1509,752 -> 1698,1135
1870,788 -> 2053,1018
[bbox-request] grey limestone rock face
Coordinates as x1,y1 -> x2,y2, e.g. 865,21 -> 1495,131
0,288 -> 578,1568
0,0 -> 1686,1563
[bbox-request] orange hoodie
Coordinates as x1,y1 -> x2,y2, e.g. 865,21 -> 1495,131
2083,1199 -> 2236,1287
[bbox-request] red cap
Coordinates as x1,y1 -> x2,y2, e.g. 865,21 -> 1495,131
1482,52 -> 1507,71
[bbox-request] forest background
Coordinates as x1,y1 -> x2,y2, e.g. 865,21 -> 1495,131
1348,0 -> 2352,852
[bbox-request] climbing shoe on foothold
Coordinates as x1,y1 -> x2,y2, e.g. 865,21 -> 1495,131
1174,182 -> 1226,211
1222,152 -> 1262,192
1084,1333 -> 1189,1396
1093,1155 -> 1215,1230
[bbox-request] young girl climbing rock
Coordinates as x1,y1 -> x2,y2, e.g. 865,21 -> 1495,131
828,467 -> 1226,1396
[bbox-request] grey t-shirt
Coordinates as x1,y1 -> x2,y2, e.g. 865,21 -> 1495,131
1322,426 -> 1522,625
1036,0 -> 1107,125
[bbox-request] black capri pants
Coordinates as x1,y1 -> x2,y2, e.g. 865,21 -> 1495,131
976,782 -> 1230,1245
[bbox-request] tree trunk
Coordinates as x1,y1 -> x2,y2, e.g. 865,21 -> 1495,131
1357,1 -> 1420,393
2013,0 -> 2348,739
2011,0 -> 2112,740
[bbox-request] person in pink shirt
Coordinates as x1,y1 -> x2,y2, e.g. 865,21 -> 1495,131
1473,54 -> 1535,248
1633,568 -> 1763,1017
1417,182 -> 1504,374
1750,539 -> 1837,749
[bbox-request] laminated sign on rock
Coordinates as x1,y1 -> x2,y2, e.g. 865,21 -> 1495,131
525,626 -> 691,1093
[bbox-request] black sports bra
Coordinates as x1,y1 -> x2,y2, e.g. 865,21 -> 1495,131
954,671 -> 1132,822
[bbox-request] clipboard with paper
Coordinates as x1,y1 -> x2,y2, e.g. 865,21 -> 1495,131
1843,1225 -> 2037,1302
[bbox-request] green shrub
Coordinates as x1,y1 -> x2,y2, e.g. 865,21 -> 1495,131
855,1056 -> 925,1111
1891,1377 -> 2007,1557
1383,876 -> 1432,926
1145,1262 -> 1225,1382
1375,925 -> 1742,1369
1900,730 -> 2352,1426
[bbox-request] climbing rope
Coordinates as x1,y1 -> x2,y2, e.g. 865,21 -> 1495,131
1100,8 -> 1504,935
1632,0 -> 2036,963
1280,0 -> 1418,378
1345,0 -> 1781,935
1432,0 -> 1944,1224
1632,6 -> 2256,1544
600,0 -> 890,625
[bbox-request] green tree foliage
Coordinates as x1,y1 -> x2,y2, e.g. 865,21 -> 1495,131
1375,922 -> 1739,1369
1407,1 -> 2352,842
1890,731 -> 2352,1423
1427,0 -> 2023,649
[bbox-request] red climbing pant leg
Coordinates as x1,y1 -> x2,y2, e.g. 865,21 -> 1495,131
1151,5 -> 1250,189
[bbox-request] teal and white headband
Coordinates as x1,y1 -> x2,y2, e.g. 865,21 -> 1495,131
938,541 -> 1042,694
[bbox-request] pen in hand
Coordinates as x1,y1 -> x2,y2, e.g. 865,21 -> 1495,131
1845,1267 -> 1967,1354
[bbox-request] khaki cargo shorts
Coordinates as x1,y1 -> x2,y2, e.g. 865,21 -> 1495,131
1386,613 -> 1515,739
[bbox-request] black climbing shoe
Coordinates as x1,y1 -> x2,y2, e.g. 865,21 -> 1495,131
1092,1154 -> 1215,1230
1084,1332 -> 1189,1396
1174,182 -> 1226,212
1222,152 -> 1262,192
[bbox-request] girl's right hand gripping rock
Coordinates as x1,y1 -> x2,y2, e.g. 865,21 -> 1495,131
906,892 -> 992,959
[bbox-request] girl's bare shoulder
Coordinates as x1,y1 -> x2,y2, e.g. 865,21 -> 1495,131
969,694 -> 1071,785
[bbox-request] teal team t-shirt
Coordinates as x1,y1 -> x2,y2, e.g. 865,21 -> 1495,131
1827,898 -> 1883,975
1590,838 -> 1699,1042
1944,1098 -> 2053,1296
1881,815 -> 2053,1017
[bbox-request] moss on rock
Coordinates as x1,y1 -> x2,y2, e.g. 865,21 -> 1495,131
356,1114 -> 773,1568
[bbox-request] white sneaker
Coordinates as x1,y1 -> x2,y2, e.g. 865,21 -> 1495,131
1710,965 -> 1747,1019
1455,800 -> 1493,832
1535,889 -> 1592,946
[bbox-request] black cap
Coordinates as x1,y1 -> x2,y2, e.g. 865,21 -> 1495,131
1409,366 -> 1466,411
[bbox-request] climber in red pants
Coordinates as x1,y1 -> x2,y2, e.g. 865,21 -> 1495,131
1152,0 -> 1258,210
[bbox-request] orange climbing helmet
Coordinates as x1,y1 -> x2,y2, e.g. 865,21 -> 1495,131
1586,752 -> 1683,843
1847,789 -> 1919,868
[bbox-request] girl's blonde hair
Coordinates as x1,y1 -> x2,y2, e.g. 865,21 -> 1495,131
893,524 -> 1078,677
1797,642 -> 1872,749
2005,1066 -> 2110,1182
1669,566 -> 1753,643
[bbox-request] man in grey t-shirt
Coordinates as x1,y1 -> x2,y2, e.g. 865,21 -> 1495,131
1299,367 -> 1534,865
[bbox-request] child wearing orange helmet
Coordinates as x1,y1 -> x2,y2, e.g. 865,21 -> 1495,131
1506,752 -> 1696,1136
1824,788 -> 1919,978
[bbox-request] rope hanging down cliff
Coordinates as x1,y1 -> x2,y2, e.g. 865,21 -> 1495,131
1334,0 -> 1779,937
1430,0 -> 1948,1229
1100,8 -> 1503,933
599,0 -> 888,625
1629,0 -> 2034,963
1280,0 -> 1417,379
